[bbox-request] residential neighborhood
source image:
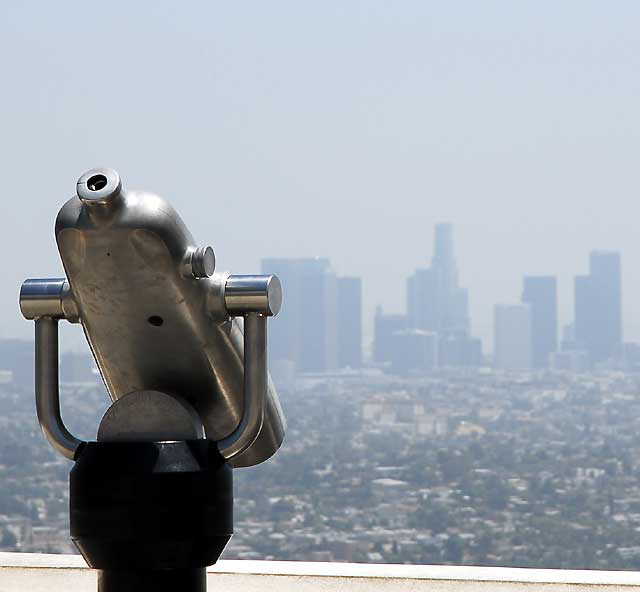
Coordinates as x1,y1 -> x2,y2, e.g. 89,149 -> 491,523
2,368 -> 640,570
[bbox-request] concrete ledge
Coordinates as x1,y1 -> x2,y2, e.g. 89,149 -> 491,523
2,553 -> 640,591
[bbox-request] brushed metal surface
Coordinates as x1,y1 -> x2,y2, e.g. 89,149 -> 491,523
53,169 -> 285,467
97,390 -> 205,442
34,318 -> 83,460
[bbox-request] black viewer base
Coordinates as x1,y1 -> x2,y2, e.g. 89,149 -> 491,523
70,440 -> 233,592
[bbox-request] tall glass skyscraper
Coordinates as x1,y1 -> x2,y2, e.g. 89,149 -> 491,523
522,276 -> 557,368
406,223 -> 469,335
261,258 -> 362,373
373,309 -> 408,364
261,257 -> 337,372
337,276 -> 362,369
574,251 -> 622,364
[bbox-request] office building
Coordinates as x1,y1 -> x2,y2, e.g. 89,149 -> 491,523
261,258 -> 303,367
262,258 -> 363,373
389,329 -> 438,374
405,223 -> 480,369
406,268 -> 435,330
549,350 -> 590,372
439,334 -> 483,367
337,277 -> 362,369
406,223 -> 469,335
574,251 -> 622,364
494,304 -> 531,370
373,309 -> 408,365
574,275 -> 592,353
521,276 -> 557,368
261,257 -> 338,373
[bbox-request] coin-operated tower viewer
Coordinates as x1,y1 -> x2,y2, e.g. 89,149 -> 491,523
19,168 -> 285,592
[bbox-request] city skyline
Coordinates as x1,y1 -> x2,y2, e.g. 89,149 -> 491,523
13,234 -> 620,373
3,3 -> 640,354
261,225 -> 624,365
2,219 -> 627,359
1,214 -> 629,357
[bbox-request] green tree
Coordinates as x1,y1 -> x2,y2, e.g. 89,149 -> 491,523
444,535 -> 464,563
0,528 -> 17,549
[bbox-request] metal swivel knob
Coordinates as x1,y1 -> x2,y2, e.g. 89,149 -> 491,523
191,246 -> 216,279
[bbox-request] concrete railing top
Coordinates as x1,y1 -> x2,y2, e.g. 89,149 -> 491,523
2,552 -> 640,591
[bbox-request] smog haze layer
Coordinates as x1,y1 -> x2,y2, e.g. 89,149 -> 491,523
1,1 -> 639,350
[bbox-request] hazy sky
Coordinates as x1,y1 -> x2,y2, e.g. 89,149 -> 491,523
1,2 -> 639,352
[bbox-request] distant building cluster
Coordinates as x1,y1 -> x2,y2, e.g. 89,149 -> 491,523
374,223 -> 482,373
495,251 -> 623,371
262,223 -> 483,376
261,258 -> 362,378
0,229 -> 626,386
262,225 -> 626,377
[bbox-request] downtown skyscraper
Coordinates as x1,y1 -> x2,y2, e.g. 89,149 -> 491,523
373,308 -> 408,364
261,258 -> 362,373
406,223 -> 469,335
402,223 -> 481,368
337,276 -> 363,369
522,276 -> 557,368
261,257 -> 336,372
574,251 -> 622,364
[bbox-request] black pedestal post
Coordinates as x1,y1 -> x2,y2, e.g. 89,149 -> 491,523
98,568 -> 206,592
70,440 -> 233,592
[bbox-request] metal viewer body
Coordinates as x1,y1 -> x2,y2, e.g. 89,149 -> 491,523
20,169 -> 286,592
20,167 -> 285,468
